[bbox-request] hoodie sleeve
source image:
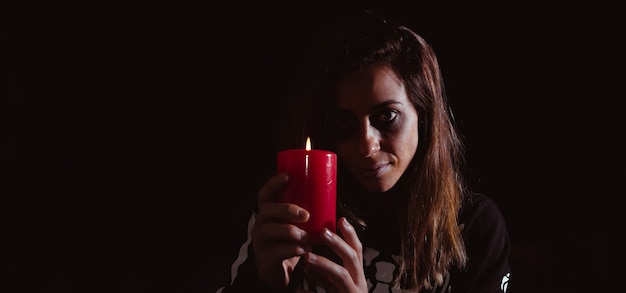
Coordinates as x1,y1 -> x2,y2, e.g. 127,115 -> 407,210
451,194 -> 512,292
214,213 -> 294,293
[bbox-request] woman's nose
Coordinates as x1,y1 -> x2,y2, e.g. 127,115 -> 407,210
356,122 -> 380,158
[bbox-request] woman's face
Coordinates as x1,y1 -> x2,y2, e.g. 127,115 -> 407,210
330,64 -> 419,193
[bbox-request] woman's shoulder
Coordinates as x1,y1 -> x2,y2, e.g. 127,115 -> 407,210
459,192 -> 509,238
461,192 -> 504,218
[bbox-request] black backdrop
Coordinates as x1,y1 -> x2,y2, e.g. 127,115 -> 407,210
3,2 -> 614,292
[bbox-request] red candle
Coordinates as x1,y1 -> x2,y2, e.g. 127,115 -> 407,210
277,137 -> 337,245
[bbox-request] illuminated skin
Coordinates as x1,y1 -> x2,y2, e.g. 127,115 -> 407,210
331,63 -> 419,193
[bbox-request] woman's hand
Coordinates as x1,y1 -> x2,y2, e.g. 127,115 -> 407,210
251,173 -> 312,289
300,217 -> 368,293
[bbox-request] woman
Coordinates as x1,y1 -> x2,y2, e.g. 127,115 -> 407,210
217,11 -> 511,293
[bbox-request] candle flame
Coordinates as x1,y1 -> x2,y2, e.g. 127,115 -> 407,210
306,137 -> 312,151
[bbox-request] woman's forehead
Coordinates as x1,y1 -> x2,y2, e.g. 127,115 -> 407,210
333,64 -> 408,109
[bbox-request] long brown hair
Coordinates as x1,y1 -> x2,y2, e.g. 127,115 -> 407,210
277,11 -> 469,291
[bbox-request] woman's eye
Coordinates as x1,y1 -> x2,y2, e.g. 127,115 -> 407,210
374,109 -> 399,123
335,114 -> 353,128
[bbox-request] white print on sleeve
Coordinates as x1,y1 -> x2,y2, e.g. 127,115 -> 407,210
501,272 -> 510,292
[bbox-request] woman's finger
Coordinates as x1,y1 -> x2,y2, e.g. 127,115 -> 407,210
302,217 -> 367,292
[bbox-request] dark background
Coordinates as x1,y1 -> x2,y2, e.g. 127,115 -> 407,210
3,2 -> 616,292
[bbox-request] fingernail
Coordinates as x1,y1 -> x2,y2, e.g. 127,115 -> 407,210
342,218 -> 353,230
298,209 -> 309,220
323,227 -> 333,239
299,230 -> 308,242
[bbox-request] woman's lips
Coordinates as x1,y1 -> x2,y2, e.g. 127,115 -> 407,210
354,164 -> 390,179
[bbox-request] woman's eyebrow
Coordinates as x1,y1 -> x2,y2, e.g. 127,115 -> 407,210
332,100 -> 401,112
371,100 -> 402,111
